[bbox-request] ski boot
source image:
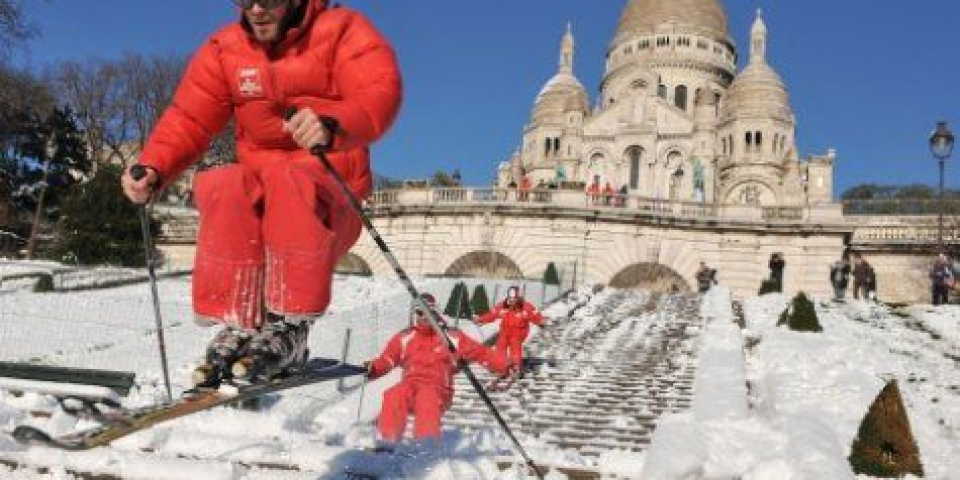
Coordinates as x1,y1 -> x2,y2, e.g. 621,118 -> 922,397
232,313 -> 311,384
191,326 -> 251,390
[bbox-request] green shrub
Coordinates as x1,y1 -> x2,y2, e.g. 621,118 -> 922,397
777,291 -> 822,332
50,164 -> 160,267
33,273 -> 54,292
543,262 -> 560,286
848,380 -> 924,477
471,284 -> 490,316
759,279 -> 779,295
443,282 -> 473,319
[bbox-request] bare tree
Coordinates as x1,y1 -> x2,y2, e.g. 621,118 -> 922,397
0,67 -> 54,158
48,52 -> 186,167
0,0 -> 39,63
118,52 -> 186,152
48,59 -> 122,165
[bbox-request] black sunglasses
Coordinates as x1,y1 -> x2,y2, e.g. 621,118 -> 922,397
232,0 -> 289,9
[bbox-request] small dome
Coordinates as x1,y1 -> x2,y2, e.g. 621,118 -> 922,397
615,0 -> 729,43
721,62 -> 792,122
532,73 -> 589,121
721,9 -> 792,122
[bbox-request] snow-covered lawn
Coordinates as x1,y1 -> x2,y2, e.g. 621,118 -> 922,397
644,290 -> 958,480
0,260 -> 957,479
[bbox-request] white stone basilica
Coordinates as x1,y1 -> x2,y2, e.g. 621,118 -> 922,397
497,0 -> 835,207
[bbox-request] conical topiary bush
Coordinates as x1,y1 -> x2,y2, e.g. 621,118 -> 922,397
848,380 -> 924,478
776,291 -> 822,332
471,284 -> 490,316
759,279 -> 779,295
443,282 -> 473,319
543,262 -> 560,286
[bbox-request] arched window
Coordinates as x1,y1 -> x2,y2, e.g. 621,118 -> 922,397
674,85 -> 688,110
544,139 -> 550,157
745,132 -> 753,148
755,131 -> 762,151
627,146 -> 643,190
658,83 -> 667,99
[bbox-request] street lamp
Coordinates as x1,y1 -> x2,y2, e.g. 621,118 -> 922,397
929,121 -> 954,253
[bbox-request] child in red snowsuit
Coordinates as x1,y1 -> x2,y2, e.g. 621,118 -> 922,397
475,286 -> 544,368
366,293 -> 511,444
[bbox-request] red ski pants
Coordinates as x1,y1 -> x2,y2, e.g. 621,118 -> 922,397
191,161 -> 361,329
377,381 -> 451,442
495,330 -> 528,366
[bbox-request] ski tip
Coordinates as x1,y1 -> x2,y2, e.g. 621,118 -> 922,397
12,425 -> 53,446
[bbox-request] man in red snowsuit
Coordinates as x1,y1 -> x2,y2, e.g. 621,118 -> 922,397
366,293 -> 512,444
121,0 -> 402,384
475,286 -> 544,368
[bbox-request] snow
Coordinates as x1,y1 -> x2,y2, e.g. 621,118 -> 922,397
0,260 -> 958,479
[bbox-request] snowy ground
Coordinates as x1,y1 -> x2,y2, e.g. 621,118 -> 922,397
0,259 -> 958,479
642,290 -> 959,480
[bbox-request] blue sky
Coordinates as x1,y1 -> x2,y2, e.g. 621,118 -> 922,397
14,0 -> 960,195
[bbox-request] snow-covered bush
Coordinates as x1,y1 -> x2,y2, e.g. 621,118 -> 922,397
32,273 -> 54,292
777,291 -> 822,332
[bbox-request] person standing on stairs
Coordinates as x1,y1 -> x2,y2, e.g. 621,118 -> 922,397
474,285 -> 545,375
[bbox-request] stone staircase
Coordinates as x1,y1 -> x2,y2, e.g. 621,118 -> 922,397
445,289 -> 703,459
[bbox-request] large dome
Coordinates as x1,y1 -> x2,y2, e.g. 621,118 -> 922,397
615,0 -> 729,43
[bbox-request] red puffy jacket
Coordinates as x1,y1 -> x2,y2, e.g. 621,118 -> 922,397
140,0 -> 402,199
369,325 -> 510,400
477,300 -> 544,338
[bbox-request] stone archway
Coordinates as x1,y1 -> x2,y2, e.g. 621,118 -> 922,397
445,251 -> 523,279
609,262 -> 690,292
335,253 -> 373,276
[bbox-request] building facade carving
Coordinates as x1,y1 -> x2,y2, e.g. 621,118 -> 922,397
498,0 -> 835,208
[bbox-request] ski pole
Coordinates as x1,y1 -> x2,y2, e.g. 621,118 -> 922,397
355,375 -> 368,422
130,164 -> 173,404
285,108 -> 544,480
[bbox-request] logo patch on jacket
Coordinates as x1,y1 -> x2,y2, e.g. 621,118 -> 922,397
238,68 -> 264,97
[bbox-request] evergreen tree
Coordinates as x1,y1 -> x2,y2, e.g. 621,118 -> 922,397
777,291 -> 823,332
50,164 -> 159,266
848,380 -> 924,477
759,279 -> 779,295
429,170 -> 458,187
471,284 -> 490,316
543,262 -> 560,285
10,106 -> 91,218
443,282 -> 473,319
443,282 -> 465,317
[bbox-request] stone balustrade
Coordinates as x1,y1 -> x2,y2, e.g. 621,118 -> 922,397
157,188 -> 958,248
367,187 -> 842,223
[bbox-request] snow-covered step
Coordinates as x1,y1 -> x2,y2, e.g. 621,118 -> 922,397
448,290 -> 705,458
